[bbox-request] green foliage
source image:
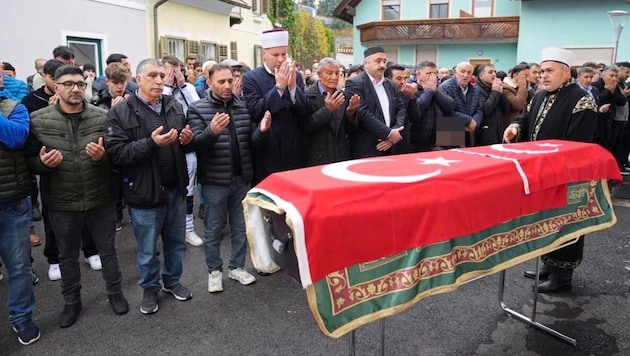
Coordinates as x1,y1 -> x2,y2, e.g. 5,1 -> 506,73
325,28 -> 336,56
289,11 -> 334,65
317,0 -> 341,17
267,1 -> 335,65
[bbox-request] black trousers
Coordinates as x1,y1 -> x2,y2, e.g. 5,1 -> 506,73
48,203 -> 122,305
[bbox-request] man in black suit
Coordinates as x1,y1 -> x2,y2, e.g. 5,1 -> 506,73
344,47 -> 406,158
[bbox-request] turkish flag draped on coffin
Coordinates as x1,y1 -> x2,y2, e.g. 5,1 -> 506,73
247,140 -> 621,287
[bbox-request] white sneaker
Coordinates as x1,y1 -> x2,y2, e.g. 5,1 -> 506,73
48,264 -> 61,281
208,271 -> 223,293
228,268 -> 256,285
185,230 -> 203,247
85,255 -> 102,271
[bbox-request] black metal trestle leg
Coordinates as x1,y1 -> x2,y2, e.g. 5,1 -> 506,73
498,256 -> 577,346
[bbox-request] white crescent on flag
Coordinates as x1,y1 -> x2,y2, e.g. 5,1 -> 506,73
321,158 -> 442,183
490,143 -> 562,154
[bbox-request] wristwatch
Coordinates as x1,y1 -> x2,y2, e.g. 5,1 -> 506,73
275,83 -> 286,91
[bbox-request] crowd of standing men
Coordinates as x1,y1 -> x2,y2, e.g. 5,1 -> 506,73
1,26 -> 629,347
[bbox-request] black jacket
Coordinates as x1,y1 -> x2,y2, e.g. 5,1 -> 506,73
91,87 -> 133,110
344,72 -> 406,158
411,86 -> 454,152
301,84 -> 356,166
187,94 -> 268,185
104,94 -> 191,208
475,80 -> 509,146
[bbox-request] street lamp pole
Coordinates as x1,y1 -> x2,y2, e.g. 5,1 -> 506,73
608,10 -> 629,63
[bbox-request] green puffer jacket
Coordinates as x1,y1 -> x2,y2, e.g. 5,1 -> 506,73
26,102 -> 112,211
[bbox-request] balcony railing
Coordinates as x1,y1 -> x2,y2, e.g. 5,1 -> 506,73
357,16 -> 519,44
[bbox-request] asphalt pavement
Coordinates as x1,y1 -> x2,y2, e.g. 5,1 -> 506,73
1,197 -> 629,356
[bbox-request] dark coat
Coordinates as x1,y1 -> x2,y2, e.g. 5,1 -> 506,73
187,93 -> 268,185
104,95 -> 191,208
242,66 -> 308,184
514,82 -> 597,143
343,71 -> 406,158
26,102 -> 112,211
475,80 -> 509,146
301,84 -> 356,166
411,86 -> 455,152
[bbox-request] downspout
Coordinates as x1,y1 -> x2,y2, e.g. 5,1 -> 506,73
153,0 -> 170,58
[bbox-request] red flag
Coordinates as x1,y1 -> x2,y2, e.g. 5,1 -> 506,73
248,140 -> 620,286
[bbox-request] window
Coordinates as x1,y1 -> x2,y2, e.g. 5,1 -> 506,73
382,0 -> 400,20
218,45 -> 229,62
430,0 -> 448,19
160,37 -> 185,61
230,42 -> 238,61
473,0 -> 492,17
261,0 -> 269,14
67,36 -> 103,75
254,45 -> 263,68
200,41 -> 218,62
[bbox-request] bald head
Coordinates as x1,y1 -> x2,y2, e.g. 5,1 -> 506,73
455,62 -> 473,87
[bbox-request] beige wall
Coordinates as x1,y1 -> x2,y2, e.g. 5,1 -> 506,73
147,0 -> 272,67
230,9 -> 273,68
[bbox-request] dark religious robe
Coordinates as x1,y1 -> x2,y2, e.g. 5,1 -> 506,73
242,66 -> 308,184
514,81 -> 598,268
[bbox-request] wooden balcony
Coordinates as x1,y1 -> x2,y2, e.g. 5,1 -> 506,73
357,16 -> 519,45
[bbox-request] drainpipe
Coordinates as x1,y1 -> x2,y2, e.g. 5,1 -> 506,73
153,0 -> 170,58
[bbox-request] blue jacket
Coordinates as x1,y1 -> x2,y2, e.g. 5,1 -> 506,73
438,77 -> 483,127
0,91 -> 30,150
2,75 -> 30,101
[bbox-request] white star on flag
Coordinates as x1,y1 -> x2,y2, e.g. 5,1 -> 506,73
417,157 -> 461,167
537,143 -> 562,148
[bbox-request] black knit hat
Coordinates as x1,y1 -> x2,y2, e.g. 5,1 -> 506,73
364,47 -> 385,58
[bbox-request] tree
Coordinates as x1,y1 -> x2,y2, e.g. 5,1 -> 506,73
290,11 -> 332,65
301,0 -> 316,7
317,0 -> 340,17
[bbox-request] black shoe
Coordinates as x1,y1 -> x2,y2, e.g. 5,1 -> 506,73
58,303 -> 82,328
140,288 -> 159,315
115,220 -> 123,232
32,270 -> 39,285
109,292 -> 129,315
524,270 -> 549,280
198,204 -> 205,220
31,206 -> 42,222
537,280 -> 572,293
162,283 -> 192,301
12,319 -> 41,346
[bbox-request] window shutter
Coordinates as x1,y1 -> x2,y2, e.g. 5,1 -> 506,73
261,0 -> 269,14
218,45 -> 229,62
159,36 -> 169,58
230,42 -> 238,61
186,40 -> 200,59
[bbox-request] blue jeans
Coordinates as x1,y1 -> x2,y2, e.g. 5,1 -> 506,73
130,187 -> 187,289
0,197 -> 36,324
202,176 -> 250,272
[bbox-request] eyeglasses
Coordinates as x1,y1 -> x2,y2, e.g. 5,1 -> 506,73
56,81 -> 88,90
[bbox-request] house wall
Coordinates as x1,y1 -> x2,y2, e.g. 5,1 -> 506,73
0,0 -> 147,80
351,0 -> 522,66
437,43 -> 517,70
518,0 -> 630,65
147,0 -> 272,68
230,7 -> 273,67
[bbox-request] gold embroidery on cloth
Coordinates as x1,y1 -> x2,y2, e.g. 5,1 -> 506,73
326,180 -> 605,315
572,95 -> 598,114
